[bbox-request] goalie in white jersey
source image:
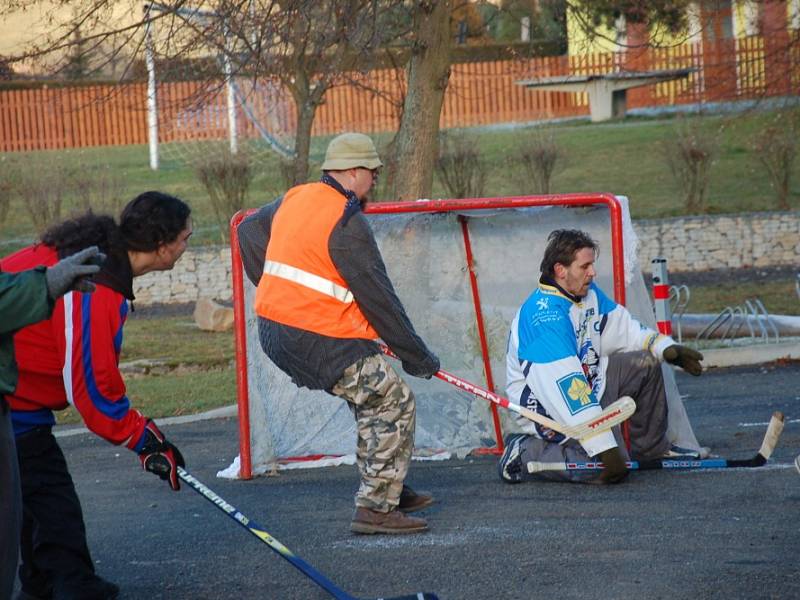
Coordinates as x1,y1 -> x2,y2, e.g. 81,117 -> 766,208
499,229 -> 704,485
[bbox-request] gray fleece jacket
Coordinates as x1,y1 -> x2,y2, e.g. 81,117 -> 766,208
237,181 -> 439,392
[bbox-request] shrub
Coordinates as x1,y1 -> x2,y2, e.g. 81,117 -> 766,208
14,158 -> 71,233
753,110 -> 798,210
434,131 -> 487,199
515,127 -> 565,195
0,156 -> 18,224
196,149 -> 254,243
661,117 -> 717,213
70,163 -> 126,216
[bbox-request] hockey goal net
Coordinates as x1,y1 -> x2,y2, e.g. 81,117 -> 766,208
224,194 -> 698,480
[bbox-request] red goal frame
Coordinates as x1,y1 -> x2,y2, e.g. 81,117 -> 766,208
230,193 -> 626,480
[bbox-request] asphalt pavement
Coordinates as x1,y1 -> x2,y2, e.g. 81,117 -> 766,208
12,362 -> 800,600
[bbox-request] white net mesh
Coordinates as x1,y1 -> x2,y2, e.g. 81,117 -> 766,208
157,76 -> 297,171
224,200 -> 699,478
145,3 -> 299,171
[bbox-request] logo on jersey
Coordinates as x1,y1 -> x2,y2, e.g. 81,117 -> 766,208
556,373 -> 598,415
536,297 -> 549,310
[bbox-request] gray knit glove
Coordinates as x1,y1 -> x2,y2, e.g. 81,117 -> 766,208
45,246 -> 106,299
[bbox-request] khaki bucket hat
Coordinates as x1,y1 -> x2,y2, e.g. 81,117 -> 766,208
321,133 -> 383,171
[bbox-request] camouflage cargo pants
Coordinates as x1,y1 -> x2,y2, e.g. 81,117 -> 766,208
330,354 -> 415,512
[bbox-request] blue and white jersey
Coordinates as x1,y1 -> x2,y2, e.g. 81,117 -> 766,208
506,280 -> 674,456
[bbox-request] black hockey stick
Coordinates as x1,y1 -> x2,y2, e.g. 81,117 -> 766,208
527,411 -> 785,474
178,468 -> 439,600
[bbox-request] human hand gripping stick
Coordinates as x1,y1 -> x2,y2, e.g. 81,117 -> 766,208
663,344 -> 704,376
379,343 -> 635,442
138,420 -> 185,491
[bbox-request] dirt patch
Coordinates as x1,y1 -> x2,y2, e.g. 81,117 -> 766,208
131,300 -> 235,319
130,301 -> 195,319
120,358 -> 234,378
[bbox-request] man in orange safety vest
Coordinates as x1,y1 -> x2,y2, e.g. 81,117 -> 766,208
238,133 -> 440,535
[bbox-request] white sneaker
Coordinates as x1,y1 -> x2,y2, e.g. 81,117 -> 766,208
662,445 -> 701,459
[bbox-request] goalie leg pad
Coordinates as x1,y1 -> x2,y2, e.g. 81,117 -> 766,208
499,434 -> 602,483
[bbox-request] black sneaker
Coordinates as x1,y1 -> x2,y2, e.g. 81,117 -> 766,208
16,592 -> 51,600
498,434 -> 527,483
53,575 -> 119,600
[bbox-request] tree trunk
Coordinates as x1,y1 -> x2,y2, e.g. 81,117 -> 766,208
292,97 -> 316,185
390,0 -> 452,201
287,70 -> 317,185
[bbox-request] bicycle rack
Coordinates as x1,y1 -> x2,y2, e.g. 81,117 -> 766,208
744,298 -> 779,343
669,284 -> 691,344
696,297 -> 778,345
725,305 -> 752,341
696,306 -> 737,342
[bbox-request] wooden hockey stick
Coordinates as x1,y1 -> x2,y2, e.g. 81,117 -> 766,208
527,411 -> 785,474
379,344 -> 635,442
178,468 -> 439,600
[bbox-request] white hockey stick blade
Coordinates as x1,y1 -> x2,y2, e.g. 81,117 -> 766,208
795,455 -> 800,476
378,343 -> 634,442
560,396 -> 636,441
756,411 -> 784,460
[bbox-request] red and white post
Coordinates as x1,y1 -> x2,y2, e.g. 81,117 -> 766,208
651,258 -> 672,336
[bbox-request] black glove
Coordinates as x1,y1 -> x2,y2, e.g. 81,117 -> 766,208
594,447 -> 628,485
45,246 -> 106,299
138,420 -> 185,491
402,353 -> 440,380
663,344 -> 704,376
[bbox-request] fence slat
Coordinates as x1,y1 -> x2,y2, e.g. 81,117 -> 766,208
1,36 -> 797,153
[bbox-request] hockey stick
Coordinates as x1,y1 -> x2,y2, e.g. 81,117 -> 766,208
526,411 -> 785,474
177,468 -> 438,600
378,344 -> 634,442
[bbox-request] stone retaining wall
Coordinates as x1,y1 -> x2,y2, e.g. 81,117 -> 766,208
635,211 -> 800,272
134,246 -> 233,305
133,210 -> 800,305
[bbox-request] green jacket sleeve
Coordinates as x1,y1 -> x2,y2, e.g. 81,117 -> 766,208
1,268 -> 54,398
0,268 -> 54,335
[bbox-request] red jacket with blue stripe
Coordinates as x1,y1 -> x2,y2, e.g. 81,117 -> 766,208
0,244 -> 148,451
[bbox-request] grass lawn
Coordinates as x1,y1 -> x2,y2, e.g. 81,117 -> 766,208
2,106 -> 799,254
56,311 -> 236,425
674,275 -> 800,316
8,105 -> 796,424
121,310 -> 234,368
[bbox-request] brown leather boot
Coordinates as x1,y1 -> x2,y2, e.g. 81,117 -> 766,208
398,484 -> 435,513
350,507 -> 429,535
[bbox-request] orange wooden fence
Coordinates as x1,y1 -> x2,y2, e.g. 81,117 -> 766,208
1,37 -> 798,153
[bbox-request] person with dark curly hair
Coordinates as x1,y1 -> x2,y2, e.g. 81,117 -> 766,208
0,191 -> 192,600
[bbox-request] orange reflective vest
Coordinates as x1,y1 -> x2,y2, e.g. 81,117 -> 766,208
254,182 -> 379,340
